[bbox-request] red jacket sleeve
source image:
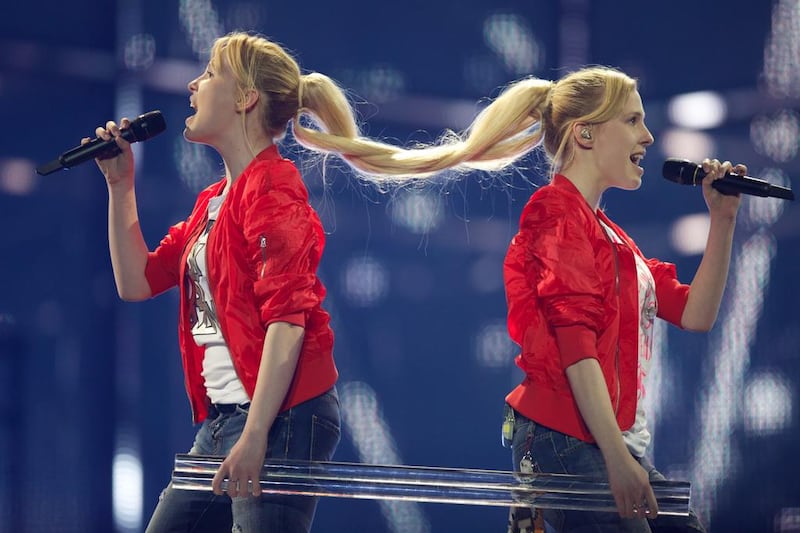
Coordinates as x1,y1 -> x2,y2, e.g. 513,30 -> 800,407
144,220 -> 189,297
513,191 -> 606,369
646,258 -> 690,327
241,160 -> 323,328
143,183 -> 222,297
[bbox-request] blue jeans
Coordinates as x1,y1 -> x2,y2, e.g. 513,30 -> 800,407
507,405 -> 706,533
146,388 -> 341,533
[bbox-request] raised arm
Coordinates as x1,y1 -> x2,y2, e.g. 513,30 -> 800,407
681,159 -> 744,331
89,118 -> 151,301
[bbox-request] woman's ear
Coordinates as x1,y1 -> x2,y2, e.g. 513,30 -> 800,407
237,88 -> 260,113
573,122 -> 593,149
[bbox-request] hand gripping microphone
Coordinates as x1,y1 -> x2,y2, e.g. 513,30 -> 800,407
662,158 -> 794,201
36,110 -> 166,176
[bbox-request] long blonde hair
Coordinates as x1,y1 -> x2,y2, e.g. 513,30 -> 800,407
295,66 -> 639,181
210,33 -> 637,183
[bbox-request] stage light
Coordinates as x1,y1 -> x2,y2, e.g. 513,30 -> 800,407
763,0 -> 800,98
341,255 -> 389,307
339,381 -> 431,533
743,371 -> 793,435
690,233 -> 777,526
389,190 -> 443,234
667,91 -> 727,130
483,13 -> 541,75
0,158 -> 36,196
174,137 -> 219,193
750,110 -> 800,163
112,438 -> 143,532
124,34 -> 156,72
473,321 -> 516,369
741,170 -> 789,228
659,129 -> 715,165
338,66 -> 406,104
669,213 -> 710,256
179,0 -> 223,58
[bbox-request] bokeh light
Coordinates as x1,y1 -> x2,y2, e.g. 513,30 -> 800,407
669,213 -> 710,256
341,255 -> 389,307
0,158 -> 36,196
750,110 -> 800,162
339,382 -> 431,533
174,136 -> 220,192
123,34 -> 156,71
112,438 -> 143,532
762,0 -> 800,98
179,0 -> 223,57
482,13 -> 542,75
743,371 -> 792,435
337,66 -> 406,104
659,129 -> 716,164
667,91 -> 727,130
741,169 -> 789,228
389,190 -> 443,234
473,321 -> 516,368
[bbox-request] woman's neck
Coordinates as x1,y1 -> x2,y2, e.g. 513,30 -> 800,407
219,137 -> 273,185
558,170 -> 604,211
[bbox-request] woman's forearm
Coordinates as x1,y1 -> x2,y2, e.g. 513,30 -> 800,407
107,182 -> 151,301
681,213 -> 736,331
241,321 -> 305,440
565,358 -> 630,464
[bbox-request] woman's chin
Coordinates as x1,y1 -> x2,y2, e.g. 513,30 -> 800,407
183,123 -> 199,142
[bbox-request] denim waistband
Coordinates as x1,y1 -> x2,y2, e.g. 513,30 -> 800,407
209,402 -> 250,416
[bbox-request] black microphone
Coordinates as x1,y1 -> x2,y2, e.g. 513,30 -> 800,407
36,110 -> 167,176
662,158 -> 794,201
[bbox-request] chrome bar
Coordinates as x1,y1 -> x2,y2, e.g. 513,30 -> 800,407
172,454 -> 691,516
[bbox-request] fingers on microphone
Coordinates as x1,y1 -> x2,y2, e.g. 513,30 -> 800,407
720,160 -> 734,177
701,158 -> 725,180
96,126 -> 112,141
105,120 -> 120,138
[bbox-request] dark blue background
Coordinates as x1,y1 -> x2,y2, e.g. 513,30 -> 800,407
0,1 -> 797,531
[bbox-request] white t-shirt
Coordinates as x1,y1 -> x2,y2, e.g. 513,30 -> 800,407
599,219 -> 657,458
186,193 -> 250,405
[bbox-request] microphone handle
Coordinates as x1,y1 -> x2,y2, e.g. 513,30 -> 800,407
36,128 -> 133,175
712,174 -> 795,200
60,136 -> 124,168
711,176 -> 768,197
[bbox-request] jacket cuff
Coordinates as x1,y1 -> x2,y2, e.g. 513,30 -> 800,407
265,312 -> 306,328
554,325 -> 599,368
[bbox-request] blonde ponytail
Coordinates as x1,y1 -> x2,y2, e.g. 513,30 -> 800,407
293,75 -> 552,182
211,34 -> 634,186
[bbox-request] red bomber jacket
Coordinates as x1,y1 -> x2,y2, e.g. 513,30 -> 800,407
144,145 -> 337,423
504,174 -> 689,442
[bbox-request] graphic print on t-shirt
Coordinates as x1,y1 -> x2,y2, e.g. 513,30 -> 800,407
187,216 -> 222,341
637,268 -> 657,400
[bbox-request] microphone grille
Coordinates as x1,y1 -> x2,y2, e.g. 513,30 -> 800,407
662,158 -> 697,185
130,111 -> 167,142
